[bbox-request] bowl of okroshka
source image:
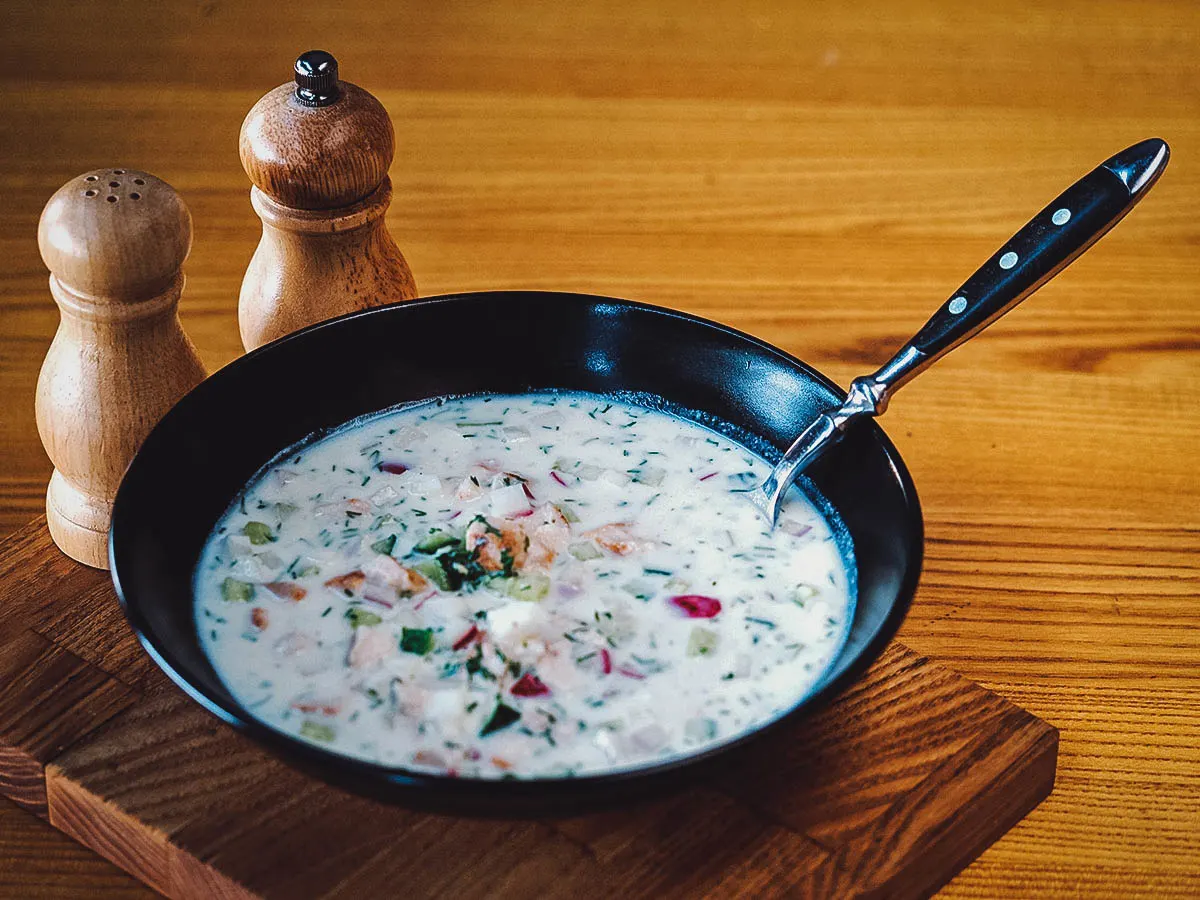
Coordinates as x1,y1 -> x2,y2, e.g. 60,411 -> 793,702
110,140 -> 1167,814
111,291 -> 919,814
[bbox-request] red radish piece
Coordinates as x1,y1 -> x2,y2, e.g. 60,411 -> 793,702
600,649 -> 613,675
510,673 -> 551,697
669,594 -> 722,618
291,698 -> 341,716
378,462 -> 409,474
550,471 -> 568,487
779,519 -> 813,539
617,666 -> 645,680
452,625 -> 481,650
698,472 -> 718,481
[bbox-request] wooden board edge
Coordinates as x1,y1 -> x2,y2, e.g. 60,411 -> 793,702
46,763 -> 258,900
854,711 -> 1059,899
0,745 -> 49,819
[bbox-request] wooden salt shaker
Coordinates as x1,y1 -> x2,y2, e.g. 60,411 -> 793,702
36,169 -> 207,569
238,50 -> 418,351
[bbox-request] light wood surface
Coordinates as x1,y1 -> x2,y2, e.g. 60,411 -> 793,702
0,0 -> 1197,896
0,518 -> 1058,899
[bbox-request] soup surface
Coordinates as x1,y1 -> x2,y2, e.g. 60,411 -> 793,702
195,393 -> 854,778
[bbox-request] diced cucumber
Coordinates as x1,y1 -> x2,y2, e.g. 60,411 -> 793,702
370,534 -> 397,556
507,573 -> 550,602
686,626 -> 719,657
299,721 -> 335,743
413,558 -> 453,591
345,607 -> 383,628
221,577 -> 255,603
414,529 -> 459,554
242,521 -> 274,545
568,541 -> 603,561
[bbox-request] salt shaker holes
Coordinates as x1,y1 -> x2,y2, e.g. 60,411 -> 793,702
83,190 -> 97,197
107,195 -> 118,203
85,175 -> 98,182
130,193 -> 141,200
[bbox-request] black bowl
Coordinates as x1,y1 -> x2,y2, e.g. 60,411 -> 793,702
110,291 -> 922,815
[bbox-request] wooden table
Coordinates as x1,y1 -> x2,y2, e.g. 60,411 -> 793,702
1,1 -> 1196,896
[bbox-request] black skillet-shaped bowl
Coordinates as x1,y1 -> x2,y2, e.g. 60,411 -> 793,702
110,138 -> 1168,815
109,291 -> 922,815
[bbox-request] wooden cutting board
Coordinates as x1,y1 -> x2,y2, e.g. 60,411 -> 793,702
0,518 -> 1057,899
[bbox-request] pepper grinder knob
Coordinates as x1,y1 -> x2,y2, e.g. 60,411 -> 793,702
36,169 -> 207,568
294,49 -> 340,106
238,50 -> 418,350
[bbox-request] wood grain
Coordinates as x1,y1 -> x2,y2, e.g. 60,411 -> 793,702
1,0 -> 1198,896
0,517 -> 1056,898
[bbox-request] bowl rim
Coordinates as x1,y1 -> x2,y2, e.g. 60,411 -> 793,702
110,289 -> 924,804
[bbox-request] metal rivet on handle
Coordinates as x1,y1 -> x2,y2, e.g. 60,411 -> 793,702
999,251 -> 1018,269
948,296 -> 967,314
1052,208 -> 1071,225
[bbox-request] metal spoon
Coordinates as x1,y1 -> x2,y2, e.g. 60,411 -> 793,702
749,137 -> 1170,526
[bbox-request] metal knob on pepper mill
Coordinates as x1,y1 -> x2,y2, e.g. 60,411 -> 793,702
238,50 -> 418,351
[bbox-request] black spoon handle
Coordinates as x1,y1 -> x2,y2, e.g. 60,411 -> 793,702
905,137 -> 1170,367
753,139 -> 1169,524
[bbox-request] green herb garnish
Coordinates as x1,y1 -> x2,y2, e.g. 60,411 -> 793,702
480,702 -> 521,737
400,627 -> 435,655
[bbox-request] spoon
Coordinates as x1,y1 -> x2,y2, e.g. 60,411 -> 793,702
750,137 -> 1170,527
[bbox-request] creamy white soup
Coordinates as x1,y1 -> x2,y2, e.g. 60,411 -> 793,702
195,393 -> 854,778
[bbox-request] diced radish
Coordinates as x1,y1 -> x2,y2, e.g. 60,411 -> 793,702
362,585 -> 396,608
698,471 -> 719,481
549,471 -> 568,487
452,625 -> 481,650
378,461 -> 409,474
617,665 -> 645,680
669,594 -> 722,618
779,519 -> 813,539
510,673 -> 551,697
290,696 -> 341,716
600,649 -> 613,675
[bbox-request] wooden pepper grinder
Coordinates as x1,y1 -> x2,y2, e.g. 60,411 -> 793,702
36,169 -> 207,569
238,50 -> 418,350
